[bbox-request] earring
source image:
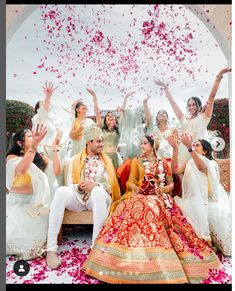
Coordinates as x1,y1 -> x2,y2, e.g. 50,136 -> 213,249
20,147 -> 25,154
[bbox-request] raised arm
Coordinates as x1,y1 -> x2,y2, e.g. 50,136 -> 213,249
52,130 -> 63,176
204,67 -> 232,118
10,125 -> 47,175
119,91 -> 135,123
143,96 -> 151,128
42,82 -> 58,112
69,120 -> 84,140
166,134 -> 186,175
180,133 -> 207,174
155,80 -> 183,120
86,88 -> 102,128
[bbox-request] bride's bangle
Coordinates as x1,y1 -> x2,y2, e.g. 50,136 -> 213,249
162,185 -> 170,194
158,187 -> 163,195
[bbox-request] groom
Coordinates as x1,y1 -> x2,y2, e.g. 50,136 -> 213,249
46,124 -> 121,269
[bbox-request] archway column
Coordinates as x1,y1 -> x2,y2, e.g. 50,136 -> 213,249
6,5 -> 38,46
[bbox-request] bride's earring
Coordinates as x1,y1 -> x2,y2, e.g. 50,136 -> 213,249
20,147 -> 25,154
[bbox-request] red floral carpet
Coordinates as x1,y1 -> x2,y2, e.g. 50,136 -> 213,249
6,226 -> 232,284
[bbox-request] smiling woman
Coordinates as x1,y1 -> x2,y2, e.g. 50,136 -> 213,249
155,67 -> 231,163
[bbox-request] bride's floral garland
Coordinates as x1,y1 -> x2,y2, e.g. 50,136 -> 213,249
142,157 -> 165,187
142,156 -> 173,209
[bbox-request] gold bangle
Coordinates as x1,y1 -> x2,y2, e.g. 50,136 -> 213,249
215,74 -> 223,82
28,146 -> 36,153
162,186 -> 169,194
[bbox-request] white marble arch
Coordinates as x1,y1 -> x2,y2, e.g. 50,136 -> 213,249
6,5 -> 231,59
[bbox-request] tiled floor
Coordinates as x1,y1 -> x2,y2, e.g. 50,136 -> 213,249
6,225 -> 232,284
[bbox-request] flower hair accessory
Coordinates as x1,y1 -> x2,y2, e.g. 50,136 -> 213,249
149,133 -> 155,140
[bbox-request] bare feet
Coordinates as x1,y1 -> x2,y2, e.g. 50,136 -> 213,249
46,251 -> 61,269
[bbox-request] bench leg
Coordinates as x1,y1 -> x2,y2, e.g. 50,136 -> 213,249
58,226 -> 62,243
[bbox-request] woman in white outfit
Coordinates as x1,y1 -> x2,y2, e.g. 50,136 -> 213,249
152,109 -> 178,159
118,96 -> 152,159
6,125 -> 62,260
68,89 -> 101,158
168,133 -> 231,256
32,82 -> 71,164
155,67 -> 231,164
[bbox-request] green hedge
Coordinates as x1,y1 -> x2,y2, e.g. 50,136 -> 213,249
6,100 -> 35,150
208,98 -> 230,158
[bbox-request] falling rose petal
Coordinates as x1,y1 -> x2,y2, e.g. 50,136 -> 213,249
29,4 -> 220,108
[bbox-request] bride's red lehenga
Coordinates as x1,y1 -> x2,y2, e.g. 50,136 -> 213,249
83,157 -> 222,284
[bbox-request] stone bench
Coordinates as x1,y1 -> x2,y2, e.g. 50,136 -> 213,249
58,209 -> 93,242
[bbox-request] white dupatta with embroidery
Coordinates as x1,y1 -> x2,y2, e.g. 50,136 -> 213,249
175,155 -> 231,255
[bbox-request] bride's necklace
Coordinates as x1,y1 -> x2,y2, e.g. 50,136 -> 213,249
142,156 -> 157,172
142,156 -> 166,187
147,158 -> 156,163
144,154 -> 156,163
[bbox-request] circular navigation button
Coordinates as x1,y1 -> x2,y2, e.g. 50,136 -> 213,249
13,260 -> 30,277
